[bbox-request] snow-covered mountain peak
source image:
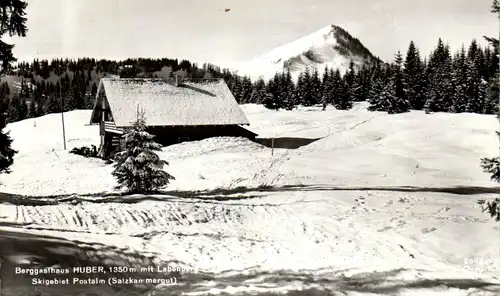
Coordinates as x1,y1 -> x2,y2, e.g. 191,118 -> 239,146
238,25 -> 381,81
260,24 -> 339,64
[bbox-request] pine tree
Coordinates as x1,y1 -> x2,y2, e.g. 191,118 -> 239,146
484,74 -> 499,114
344,60 -> 356,86
266,73 -> 281,109
334,79 -> 353,110
332,69 -> 342,102
392,51 -> 410,113
6,98 -> 19,122
0,0 -> 27,73
320,66 -> 331,106
296,68 -> 313,106
18,98 -> 28,119
112,109 -> 175,193
367,77 -> 386,111
250,78 -> 266,104
229,76 -> 242,103
0,121 -> 16,174
404,41 -> 427,110
369,53 -> 410,114
424,39 -> 454,112
465,54 -> 486,113
310,68 -> 321,105
240,76 -> 253,104
356,65 -> 371,102
64,82 -> 77,111
282,69 -> 295,110
297,67 -> 314,106
450,46 -> 468,113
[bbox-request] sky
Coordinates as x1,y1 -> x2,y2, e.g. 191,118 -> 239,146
7,0 -> 499,69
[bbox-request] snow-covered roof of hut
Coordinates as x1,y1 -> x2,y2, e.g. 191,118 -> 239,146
90,78 -> 250,127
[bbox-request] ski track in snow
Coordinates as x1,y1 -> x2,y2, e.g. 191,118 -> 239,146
1,191 -> 499,295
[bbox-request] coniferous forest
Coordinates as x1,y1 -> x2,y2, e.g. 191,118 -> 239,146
231,37 -> 499,115
0,36 -> 498,125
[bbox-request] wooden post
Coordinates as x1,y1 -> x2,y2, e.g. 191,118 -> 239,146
60,83 -> 66,150
271,137 -> 274,156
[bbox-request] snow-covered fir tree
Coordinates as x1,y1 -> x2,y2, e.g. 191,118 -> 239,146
403,41 -> 427,110
112,110 -> 175,193
331,69 -> 343,105
367,77 -> 389,112
450,46 -> 468,113
310,68 -> 322,105
320,66 -> 332,106
369,53 -> 410,114
355,65 -> 372,102
296,68 -> 313,106
465,54 -> 487,113
283,69 -> 296,109
229,75 -> 243,103
424,39 -> 454,112
239,76 -> 253,104
334,78 -> 353,110
250,78 -> 266,104
0,119 -> 17,175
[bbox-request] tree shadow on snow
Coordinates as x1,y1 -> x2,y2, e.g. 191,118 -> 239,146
177,184 -> 500,197
0,184 -> 497,206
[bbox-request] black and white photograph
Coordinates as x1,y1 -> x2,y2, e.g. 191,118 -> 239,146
0,0 -> 499,295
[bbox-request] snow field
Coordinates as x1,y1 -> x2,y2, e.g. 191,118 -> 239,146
0,103 -> 499,295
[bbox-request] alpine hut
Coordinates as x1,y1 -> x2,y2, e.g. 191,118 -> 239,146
89,77 -> 257,158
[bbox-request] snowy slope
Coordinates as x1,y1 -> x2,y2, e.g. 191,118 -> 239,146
0,105 -> 499,295
238,24 -> 381,81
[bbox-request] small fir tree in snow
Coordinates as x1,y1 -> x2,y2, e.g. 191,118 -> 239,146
112,110 -> 174,193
